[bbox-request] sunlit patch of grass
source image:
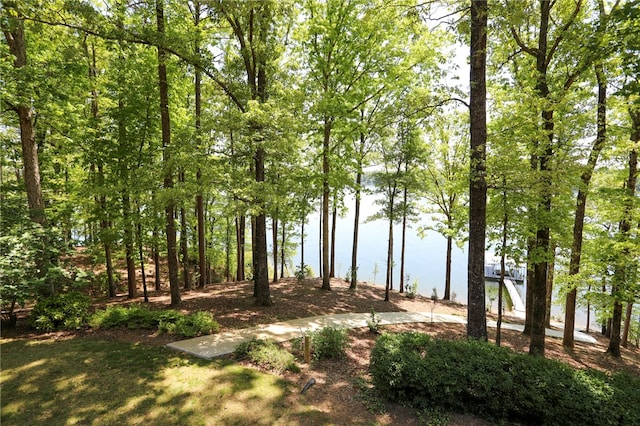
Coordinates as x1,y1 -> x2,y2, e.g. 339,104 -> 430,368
1,337 -> 324,425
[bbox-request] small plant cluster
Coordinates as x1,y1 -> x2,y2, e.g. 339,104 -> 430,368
294,264 -> 312,285
370,332 -> 640,425
310,326 -> 349,360
404,276 -> 418,299
90,304 -> 219,338
290,326 -> 350,361
366,310 -> 381,334
29,292 -> 91,331
233,338 -> 300,373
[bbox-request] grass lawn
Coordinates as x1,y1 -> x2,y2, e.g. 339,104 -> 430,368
0,336 -> 329,425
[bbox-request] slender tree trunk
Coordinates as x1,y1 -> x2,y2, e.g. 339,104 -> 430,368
236,216 -> 245,281
300,215 -> 305,272
497,186 -> 508,347
226,217 -> 231,281
319,206 -> 323,278
607,110 -> 639,356
445,234 -> 453,300
272,216 -> 278,283
136,202 -> 149,303
467,0 -> 488,340
385,211 -> 394,302
330,199 -> 337,278
322,118 -> 332,290
123,192 -> 137,298
622,303 -> 633,348
523,244 -> 535,335
545,243 -> 556,327
280,221 -> 286,278
400,185 -> 408,294
564,62 -> 608,348
193,1 -> 206,290
153,224 -> 161,291
350,168 -> 362,290
156,0 -> 180,306
180,172 -> 190,290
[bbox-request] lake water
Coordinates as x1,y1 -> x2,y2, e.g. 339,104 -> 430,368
282,191 -> 595,330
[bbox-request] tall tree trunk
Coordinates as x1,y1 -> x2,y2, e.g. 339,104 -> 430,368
193,1 -> 207,290
607,110 -> 639,356
272,216 -> 278,283
564,62 -> 608,348
236,215 -> 245,281
153,224 -> 161,291
321,118 -> 332,290
467,0 -> 488,340
529,0 -> 555,357
123,192 -> 137,298
523,244 -> 535,335
350,161 -> 362,290
329,199 -> 337,278
622,303 -> 633,348
254,148 -> 272,306
180,171 -> 191,290
3,14 -> 46,226
156,0 -> 180,306
280,221 -> 286,278
385,210 -> 394,302
444,234 -> 453,300
545,243 -> 556,327
400,187 -> 408,294
136,202 -> 149,303
225,217 -> 231,281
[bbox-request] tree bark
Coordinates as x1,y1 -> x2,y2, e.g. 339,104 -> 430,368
156,0 -> 180,306
3,13 -> 46,226
445,235 -> 453,300
280,221 -> 286,278
123,192 -> 137,298
607,110 -> 639,356
350,168 -> 362,290
330,199 -> 337,278
180,172 -> 190,290
236,216 -> 245,281
564,62 -> 608,348
467,0 -> 488,340
400,187 -> 408,294
622,303 -> 633,348
272,216 -> 278,283
322,118 -> 332,290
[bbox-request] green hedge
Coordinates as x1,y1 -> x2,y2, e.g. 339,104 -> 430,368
370,332 -> 640,425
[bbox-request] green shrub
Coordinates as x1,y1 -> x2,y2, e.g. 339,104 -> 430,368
233,338 -> 299,373
29,292 -> 91,331
158,311 -> 220,338
311,326 -> 349,360
89,304 -> 182,329
90,305 -> 217,338
370,333 -> 640,425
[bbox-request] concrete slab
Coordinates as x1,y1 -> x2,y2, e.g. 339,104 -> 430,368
167,311 -> 596,360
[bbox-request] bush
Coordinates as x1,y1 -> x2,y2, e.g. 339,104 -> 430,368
29,292 -> 91,331
158,311 -> 220,338
311,326 -> 349,360
90,304 -> 182,329
90,305 -> 218,338
370,333 -> 640,425
233,338 -> 299,373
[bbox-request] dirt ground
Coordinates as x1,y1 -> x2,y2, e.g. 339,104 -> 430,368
6,277 -> 640,425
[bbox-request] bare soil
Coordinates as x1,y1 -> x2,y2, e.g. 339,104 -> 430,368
5,277 -> 639,425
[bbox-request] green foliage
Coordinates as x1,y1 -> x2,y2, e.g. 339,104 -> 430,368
158,311 -> 220,338
0,221 -> 72,316
90,305 -> 218,338
233,338 -> 299,373
370,333 -> 640,425
311,326 -> 349,360
90,304 -> 181,329
405,278 -> 418,299
294,264 -> 312,284
29,292 -> 91,331
366,310 -> 381,334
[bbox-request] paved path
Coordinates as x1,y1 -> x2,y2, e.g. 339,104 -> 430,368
166,311 -> 597,360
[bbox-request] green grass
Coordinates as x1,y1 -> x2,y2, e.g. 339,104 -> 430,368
1,336 -> 329,425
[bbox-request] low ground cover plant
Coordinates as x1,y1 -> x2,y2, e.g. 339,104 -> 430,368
234,338 -> 300,373
370,332 -> 640,425
90,304 -> 219,338
310,326 -> 349,360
